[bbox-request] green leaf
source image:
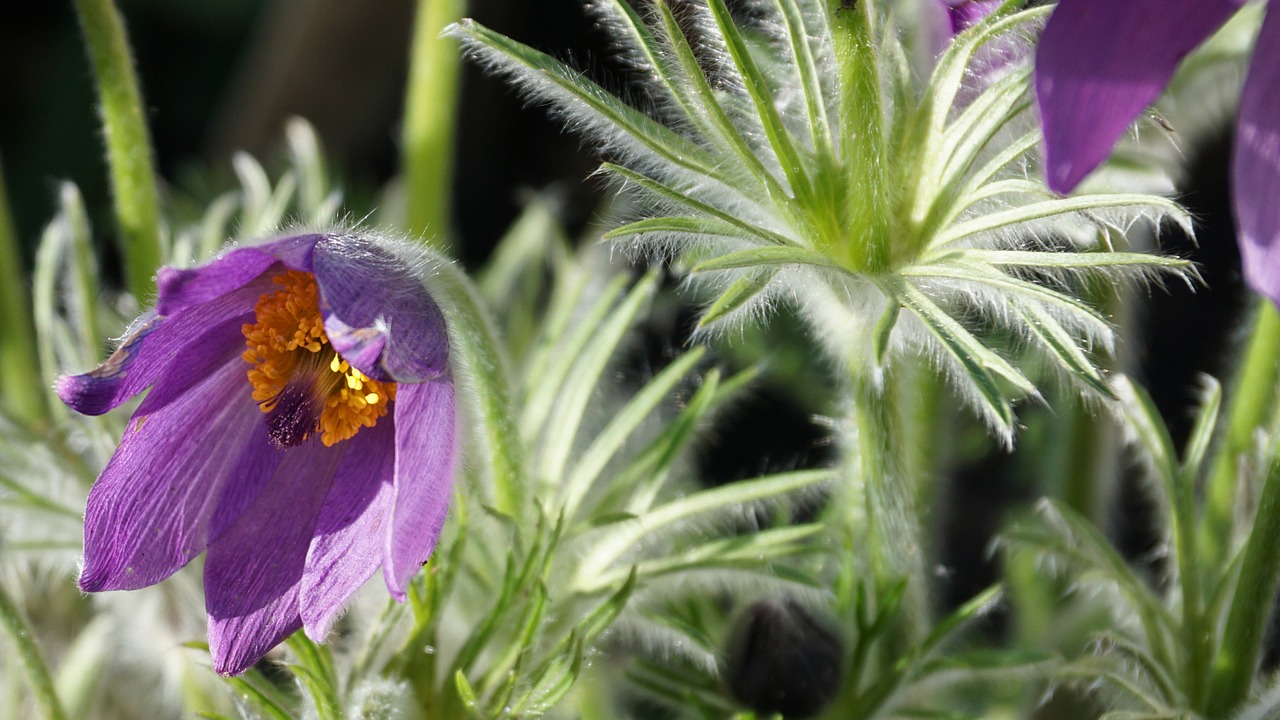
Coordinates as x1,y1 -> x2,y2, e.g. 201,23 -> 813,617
286,634 -> 340,720
952,249 -> 1192,273
587,0 -> 689,112
573,468 -> 832,591
915,584 -> 1003,662
893,279 -> 1030,436
593,524 -> 823,587
932,194 -> 1191,250
522,274 -> 629,439
872,298 -> 900,365
535,272 -> 659,485
650,0 -> 788,202
935,67 -> 1031,188
601,163 -> 796,246
1015,301 -> 1115,399
770,0 -> 833,157
454,670 -> 478,710
587,511 -> 641,528
561,347 -> 706,519
707,0 -> 815,207
477,196 -> 568,309
1002,499 -> 1176,668
692,246 -> 844,273
699,272 -> 774,327
945,130 -> 1040,213
1180,377 -> 1221,484
1114,377 -> 1180,496
902,261 -> 1113,341
449,20 -> 721,179
219,670 -> 295,720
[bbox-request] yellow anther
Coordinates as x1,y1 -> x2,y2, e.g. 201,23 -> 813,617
241,270 -> 396,447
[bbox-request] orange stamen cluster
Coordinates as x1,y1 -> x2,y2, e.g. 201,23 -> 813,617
242,270 -> 395,447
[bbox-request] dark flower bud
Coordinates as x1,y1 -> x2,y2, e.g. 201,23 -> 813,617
723,595 -> 845,719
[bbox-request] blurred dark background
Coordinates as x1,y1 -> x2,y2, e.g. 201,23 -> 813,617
0,0 -> 619,274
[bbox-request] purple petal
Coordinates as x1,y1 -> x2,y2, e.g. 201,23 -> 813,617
313,235 -> 449,383
1235,7 -> 1280,305
205,441 -> 347,676
57,273 -> 271,416
383,379 -> 457,600
78,359 -> 283,592
1036,0 -> 1238,192
299,418 -> 397,640
944,0 -> 1000,35
155,234 -> 323,316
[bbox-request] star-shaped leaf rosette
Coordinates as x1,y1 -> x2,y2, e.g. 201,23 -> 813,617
451,0 -> 1193,441
56,232 -> 457,675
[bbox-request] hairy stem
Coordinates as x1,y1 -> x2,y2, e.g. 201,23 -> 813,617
846,363 -> 926,642
73,0 -> 164,298
828,0 -> 891,272
0,586 -> 67,720
403,0 -> 465,248
428,257 -> 524,516
0,152 -> 46,425
1200,300 -> 1280,567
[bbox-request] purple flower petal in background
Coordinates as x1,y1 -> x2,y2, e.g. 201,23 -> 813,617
943,0 -> 1001,35
1035,0 -> 1239,192
58,232 -> 459,675
1234,8 -> 1280,304
921,0 -> 1002,62
1035,0 -> 1280,308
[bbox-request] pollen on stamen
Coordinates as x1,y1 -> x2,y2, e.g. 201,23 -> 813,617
242,270 -> 396,447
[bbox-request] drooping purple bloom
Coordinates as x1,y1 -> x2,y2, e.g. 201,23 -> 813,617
1035,0 -> 1280,304
942,0 -> 1002,35
58,232 -> 457,676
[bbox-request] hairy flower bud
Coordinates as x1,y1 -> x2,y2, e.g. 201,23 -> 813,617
723,596 -> 844,719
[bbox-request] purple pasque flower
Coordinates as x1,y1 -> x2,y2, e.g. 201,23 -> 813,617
1036,0 -> 1280,304
57,232 -> 457,675
942,0 -> 1003,35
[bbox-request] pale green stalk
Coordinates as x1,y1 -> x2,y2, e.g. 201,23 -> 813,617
846,363 -> 927,642
403,0 -> 465,247
828,0 -> 891,272
1200,300 -> 1280,567
427,257 -> 523,516
0,151 -> 46,424
73,0 -> 163,299
1205,446 -> 1280,717
0,586 -> 67,720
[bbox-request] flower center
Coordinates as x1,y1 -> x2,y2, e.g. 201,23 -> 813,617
241,270 -> 395,448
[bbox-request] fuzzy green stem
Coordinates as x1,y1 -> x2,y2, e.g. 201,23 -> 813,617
828,1 -> 891,272
1057,404 -> 1112,523
428,258 -> 524,516
0,152 -> 47,425
403,0 -> 465,248
73,0 -> 163,299
1200,300 -> 1280,568
846,364 -> 926,643
1174,444 -> 1208,707
1204,448 -> 1280,718
0,586 -> 68,720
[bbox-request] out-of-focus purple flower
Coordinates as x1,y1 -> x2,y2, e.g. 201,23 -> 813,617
943,0 -> 1002,35
58,232 -> 457,676
922,0 -> 1002,56
1036,0 -> 1280,304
